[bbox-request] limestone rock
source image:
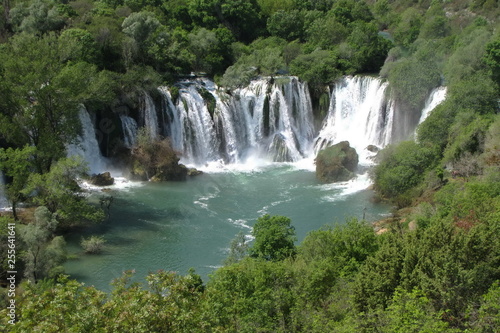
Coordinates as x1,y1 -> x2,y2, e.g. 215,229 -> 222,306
89,172 -> 114,186
366,145 -> 380,153
316,141 -> 358,183
187,168 -> 203,176
153,163 -> 188,181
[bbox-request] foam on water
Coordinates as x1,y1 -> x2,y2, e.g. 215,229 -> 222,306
319,173 -> 373,202
188,157 -> 275,174
288,157 -> 316,172
228,218 -> 252,230
79,177 -> 144,192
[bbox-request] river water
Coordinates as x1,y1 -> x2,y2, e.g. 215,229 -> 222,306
64,162 -> 389,291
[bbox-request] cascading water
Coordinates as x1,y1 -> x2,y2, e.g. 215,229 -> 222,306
125,76 -> 444,169
0,171 -> 9,209
176,82 -> 221,164
158,77 -> 315,166
314,76 -> 394,164
141,92 -> 160,140
158,87 -> 183,152
67,107 -> 109,175
418,86 -> 447,124
120,115 -> 138,148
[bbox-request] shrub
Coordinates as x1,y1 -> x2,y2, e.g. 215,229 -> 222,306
372,141 -> 439,200
81,235 -> 106,254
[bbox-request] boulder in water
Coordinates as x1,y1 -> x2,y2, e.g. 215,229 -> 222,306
316,141 -> 358,183
187,167 -> 203,176
130,136 -> 188,181
89,172 -> 114,186
366,145 -> 380,153
149,163 -> 188,182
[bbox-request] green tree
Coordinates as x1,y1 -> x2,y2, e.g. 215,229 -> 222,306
484,37 -> 500,88
82,14 -> 126,71
188,28 -> 224,73
122,11 -> 161,46
224,231 -> 249,265
9,0 -> 65,34
249,214 -> 296,261
189,0 -> 265,42
418,4 -> 450,40
19,206 -> 66,283
221,37 -> 287,87
299,218 -> 378,276
373,141 -> 439,202
417,102 -> 456,152
22,157 -> 105,227
289,49 -> 340,95
387,57 -> 441,114
353,230 -> 405,312
0,33 -> 114,172
306,13 -> 348,48
330,0 -> 373,26
121,11 -> 162,66
257,0 -> 294,16
204,258 -> 295,332
267,9 -> 305,41
346,21 -> 392,72
1,276 -> 107,331
444,27 -> 491,87
470,282 -> 500,332
482,114 -> 500,168
59,28 -> 99,64
383,288 -> 450,332
392,8 -> 422,47
292,0 -> 335,11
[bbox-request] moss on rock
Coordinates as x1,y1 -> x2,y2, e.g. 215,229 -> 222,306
316,141 -> 358,183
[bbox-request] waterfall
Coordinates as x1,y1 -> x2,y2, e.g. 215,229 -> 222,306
0,171 -> 8,209
141,92 -> 160,140
160,77 -> 315,166
67,107 -> 109,175
120,115 -> 138,148
176,82 -> 221,164
314,76 -> 394,164
128,76 -> 442,168
418,86 -> 447,124
158,87 -> 183,152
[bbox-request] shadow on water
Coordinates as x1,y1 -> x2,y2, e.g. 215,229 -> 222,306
65,195 -> 173,241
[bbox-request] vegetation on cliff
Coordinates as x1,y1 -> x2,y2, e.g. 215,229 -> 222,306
129,127 -> 188,181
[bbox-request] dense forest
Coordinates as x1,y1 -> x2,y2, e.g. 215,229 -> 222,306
1,0 -> 500,331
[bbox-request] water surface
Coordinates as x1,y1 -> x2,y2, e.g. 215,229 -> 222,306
65,164 -> 389,291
